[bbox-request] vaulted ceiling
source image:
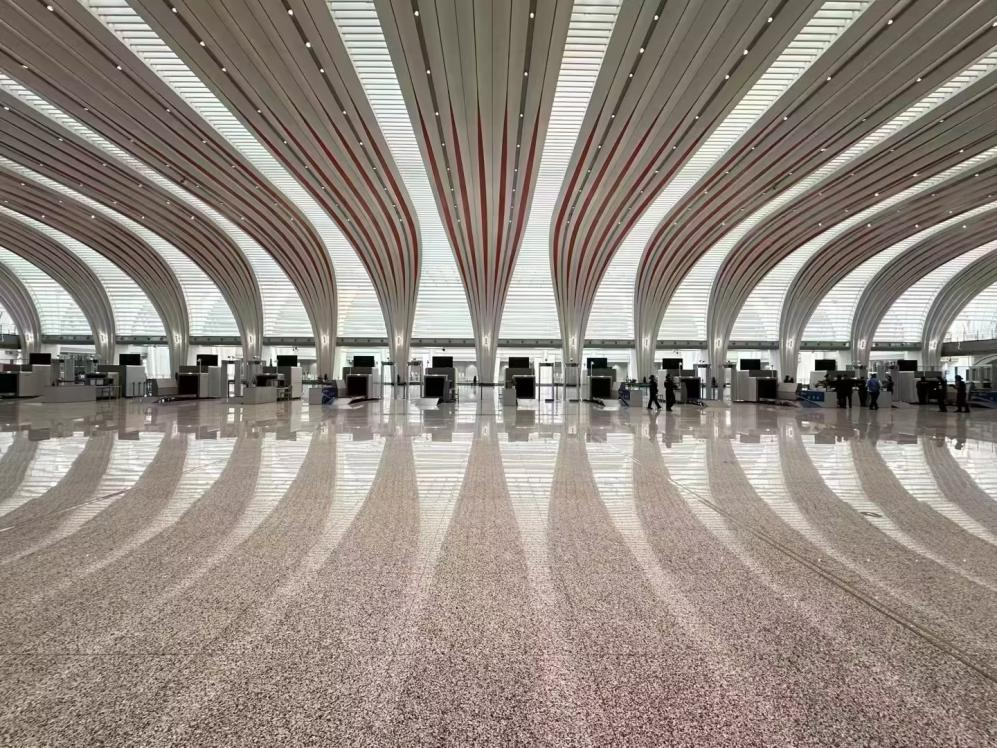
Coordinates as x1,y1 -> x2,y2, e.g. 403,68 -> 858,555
1,0 -> 996,376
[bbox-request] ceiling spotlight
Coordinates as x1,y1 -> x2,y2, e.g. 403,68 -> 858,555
305,41 -> 312,48
199,40 -> 206,47
288,8 -> 293,15
887,18 -> 893,25
46,4 -> 53,9
414,10 -> 419,16
767,17 -> 773,23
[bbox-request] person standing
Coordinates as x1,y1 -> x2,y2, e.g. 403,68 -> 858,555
647,374 -> 662,411
867,373 -> 881,410
937,375 -> 948,412
664,374 -> 677,412
834,375 -> 848,408
955,375 -> 970,413
857,375 -> 868,407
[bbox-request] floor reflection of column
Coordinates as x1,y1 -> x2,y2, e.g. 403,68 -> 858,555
384,418 -> 592,743
0,435 -> 86,525
0,433 -> 115,562
545,430 -> 770,744
6,432 -> 167,566
924,436 -> 997,530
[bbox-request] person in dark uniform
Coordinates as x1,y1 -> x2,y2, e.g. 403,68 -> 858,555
646,374 -> 661,411
916,375 -> 928,405
857,375 -> 868,407
834,375 -> 848,408
955,375 -> 970,413
937,375 -> 948,412
664,374 -> 677,412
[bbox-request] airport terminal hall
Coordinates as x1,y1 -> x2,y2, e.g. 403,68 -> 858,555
5,0 -> 997,745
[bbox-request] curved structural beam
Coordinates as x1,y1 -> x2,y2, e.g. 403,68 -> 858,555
710,65 -> 997,378
377,0 -> 570,381
0,1 -> 337,373
780,159 -> 997,377
133,0 -> 419,368
851,220 -> 997,368
0,218 -> 115,362
0,261 -> 41,354
633,1 -> 997,378
922,252 -> 997,368
0,168 -> 188,368
551,0 -> 816,368
0,88 -> 263,359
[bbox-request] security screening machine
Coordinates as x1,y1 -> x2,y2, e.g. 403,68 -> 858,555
426,355 -> 457,402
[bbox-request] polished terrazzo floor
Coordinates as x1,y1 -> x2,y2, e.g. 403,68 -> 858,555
0,392 -> 996,746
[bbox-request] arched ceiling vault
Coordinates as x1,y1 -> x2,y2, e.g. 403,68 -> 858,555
633,0 -> 997,376
852,230 -> 997,368
923,251 -> 997,366
711,65 -> 997,366
0,260 -> 41,353
377,0 -> 572,379
0,0 -> 996,373
0,0 -> 337,371
0,87 -> 263,358
552,0 -> 821,364
779,156 -> 997,377
131,0 -> 420,367
0,217 -> 115,362
0,167 -> 190,367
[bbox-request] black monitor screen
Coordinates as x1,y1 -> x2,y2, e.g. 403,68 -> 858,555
424,375 -> 446,398
508,357 -> 530,370
29,352 -> 52,365
352,355 -> 375,368
587,357 -> 608,370
814,359 -> 837,371
661,358 -> 682,370
177,374 -> 199,396
276,355 -> 298,367
590,376 -> 612,399
118,353 -> 142,366
897,359 -> 918,372
757,379 -> 778,399
432,356 -> 453,368
739,359 -> 762,371
196,354 -> 219,367
514,375 -> 535,399
346,374 -> 368,398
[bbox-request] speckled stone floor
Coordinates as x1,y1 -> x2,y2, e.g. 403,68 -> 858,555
0,392 -> 996,746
